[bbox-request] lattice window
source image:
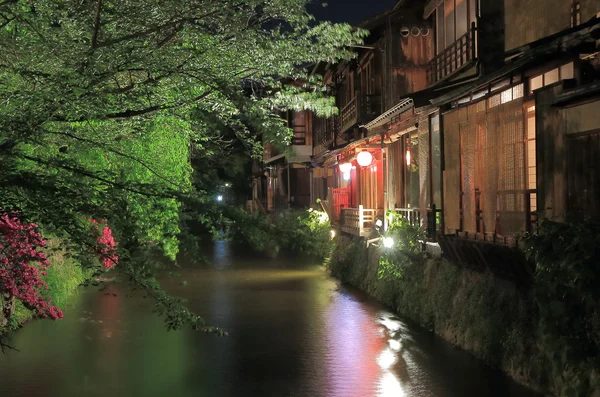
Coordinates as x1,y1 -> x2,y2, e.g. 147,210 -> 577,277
571,0 -> 581,28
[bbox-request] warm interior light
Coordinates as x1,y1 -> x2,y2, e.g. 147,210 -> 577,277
356,151 -> 373,167
343,171 -> 351,181
339,162 -> 352,173
406,149 -> 411,166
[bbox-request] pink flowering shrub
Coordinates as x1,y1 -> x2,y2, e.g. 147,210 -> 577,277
0,211 -> 63,321
89,219 -> 118,269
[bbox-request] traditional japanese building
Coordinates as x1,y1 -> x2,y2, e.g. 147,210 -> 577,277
258,0 -> 600,266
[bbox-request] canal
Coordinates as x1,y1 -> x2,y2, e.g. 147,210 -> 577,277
0,241 -> 539,397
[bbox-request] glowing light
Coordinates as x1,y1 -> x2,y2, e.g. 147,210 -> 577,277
377,348 -> 397,369
383,237 -> 394,249
372,165 -> 378,172
388,339 -> 401,351
406,149 -> 411,166
375,219 -> 383,228
224,182 -> 231,187
343,171 -> 351,181
339,162 -> 352,173
378,316 -> 401,332
356,151 -> 373,167
330,229 -> 336,239
217,195 -> 223,202
318,211 -> 329,224
377,372 -> 405,397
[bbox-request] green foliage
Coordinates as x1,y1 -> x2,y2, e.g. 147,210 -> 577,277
227,208 -> 332,260
42,237 -> 92,309
524,219 -> 600,396
0,236 -> 91,333
324,236 -> 365,279
378,211 -> 426,280
0,0 -> 364,331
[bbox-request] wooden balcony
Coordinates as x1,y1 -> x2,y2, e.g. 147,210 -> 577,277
426,24 -> 477,86
339,95 -> 382,134
313,116 -> 334,148
340,97 -> 358,134
340,206 -> 377,237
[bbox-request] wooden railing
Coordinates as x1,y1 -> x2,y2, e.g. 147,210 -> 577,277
340,97 -> 358,134
340,205 -> 377,237
394,205 -> 442,239
339,95 -> 382,135
426,23 -> 477,86
313,116 -> 333,147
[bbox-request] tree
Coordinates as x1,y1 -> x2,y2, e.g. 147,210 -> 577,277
0,0 -> 365,334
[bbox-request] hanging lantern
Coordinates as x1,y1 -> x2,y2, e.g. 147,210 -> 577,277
356,151 -> 373,167
339,162 -> 352,173
406,149 -> 411,166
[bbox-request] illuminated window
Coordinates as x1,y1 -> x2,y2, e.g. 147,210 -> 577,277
501,87 -> 513,104
544,69 -> 559,85
513,84 -> 524,99
528,63 -> 574,94
571,0 -> 581,27
560,62 -> 574,80
488,93 -> 501,108
526,105 -> 537,190
530,75 -> 543,93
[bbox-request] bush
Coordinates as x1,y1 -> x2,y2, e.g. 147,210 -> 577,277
1,236 -> 91,333
378,211 -> 426,280
226,208 -> 332,260
524,219 -> 600,397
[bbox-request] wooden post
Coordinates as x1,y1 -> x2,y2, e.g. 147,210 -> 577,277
382,143 -> 388,231
359,204 -> 364,235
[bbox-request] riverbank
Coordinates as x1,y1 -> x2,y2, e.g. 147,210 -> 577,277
0,237 -> 89,334
326,234 -> 584,396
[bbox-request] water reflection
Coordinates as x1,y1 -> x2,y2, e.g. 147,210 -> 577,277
0,241 -> 541,397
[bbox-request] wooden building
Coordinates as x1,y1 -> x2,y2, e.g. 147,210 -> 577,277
259,0 -> 600,268
254,110 -> 314,213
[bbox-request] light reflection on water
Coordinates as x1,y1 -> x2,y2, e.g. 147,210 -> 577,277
0,241 -> 541,397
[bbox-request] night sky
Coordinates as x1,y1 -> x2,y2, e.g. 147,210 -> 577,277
308,0 -> 398,25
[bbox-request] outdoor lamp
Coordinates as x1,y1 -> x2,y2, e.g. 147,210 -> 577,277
356,151 -> 373,167
406,149 -> 411,166
339,162 -> 352,173
383,237 -> 394,248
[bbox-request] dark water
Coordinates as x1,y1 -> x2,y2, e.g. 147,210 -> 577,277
0,241 -> 540,397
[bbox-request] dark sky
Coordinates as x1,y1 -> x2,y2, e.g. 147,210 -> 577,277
308,0 -> 398,25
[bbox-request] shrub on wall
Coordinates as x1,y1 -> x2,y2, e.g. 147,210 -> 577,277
378,211 -> 426,280
524,219 -> 600,397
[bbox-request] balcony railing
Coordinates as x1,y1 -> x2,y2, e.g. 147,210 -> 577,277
340,97 -> 358,134
339,95 -> 382,135
394,206 -> 442,239
426,23 -> 477,86
313,116 -> 334,147
340,206 -> 377,237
